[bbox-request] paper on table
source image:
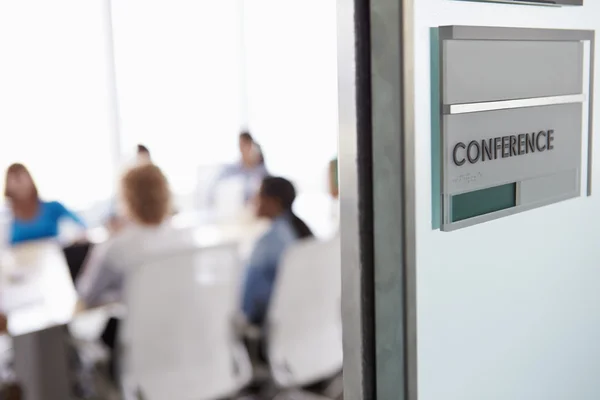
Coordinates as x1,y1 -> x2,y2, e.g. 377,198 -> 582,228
0,275 -> 44,313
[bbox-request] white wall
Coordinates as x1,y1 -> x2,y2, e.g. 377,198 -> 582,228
414,3 -> 600,400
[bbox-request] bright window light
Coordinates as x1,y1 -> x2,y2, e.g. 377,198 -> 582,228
244,0 -> 339,193
111,0 -> 244,196
0,0 -> 116,210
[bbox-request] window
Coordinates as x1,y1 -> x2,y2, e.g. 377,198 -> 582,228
111,0 -> 244,196
0,0 -> 117,210
243,0 -> 339,237
244,0 -> 339,193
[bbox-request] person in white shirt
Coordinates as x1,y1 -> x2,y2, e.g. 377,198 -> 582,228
77,163 -> 189,382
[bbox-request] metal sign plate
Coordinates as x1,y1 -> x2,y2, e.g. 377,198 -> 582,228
433,26 -> 594,231
458,0 -> 582,6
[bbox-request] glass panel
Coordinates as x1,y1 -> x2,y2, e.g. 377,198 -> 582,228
451,183 -> 517,222
111,0 -> 243,196
0,0 -> 115,210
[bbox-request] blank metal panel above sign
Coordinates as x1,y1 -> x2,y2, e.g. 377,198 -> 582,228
444,40 -> 583,104
433,26 -> 595,231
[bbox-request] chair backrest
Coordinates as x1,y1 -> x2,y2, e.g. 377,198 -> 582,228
292,191 -> 338,239
121,244 -> 252,400
267,235 -> 342,388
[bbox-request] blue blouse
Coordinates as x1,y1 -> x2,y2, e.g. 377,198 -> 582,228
10,201 -> 85,245
210,162 -> 268,204
241,214 -> 298,324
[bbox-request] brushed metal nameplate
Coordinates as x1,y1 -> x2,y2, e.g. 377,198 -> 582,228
455,0 -> 582,6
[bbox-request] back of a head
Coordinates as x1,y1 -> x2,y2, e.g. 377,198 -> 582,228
4,163 -> 37,199
261,177 -> 295,209
121,164 -> 171,226
261,177 -> 313,239
4,163 -> 39,219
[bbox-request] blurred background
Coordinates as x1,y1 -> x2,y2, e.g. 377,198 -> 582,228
0,1 -> 342,400
0,0 -> 338,236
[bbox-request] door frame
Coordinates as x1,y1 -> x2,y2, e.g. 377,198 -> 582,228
337,0 -> 417,399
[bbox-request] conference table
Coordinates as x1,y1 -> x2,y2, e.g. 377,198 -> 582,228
0,240 -> 77,400
0,214 -> 269,400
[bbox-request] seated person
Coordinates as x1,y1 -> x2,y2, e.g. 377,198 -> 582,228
76,163 -> 178,381
328,157 -> 340,226
329,157 -> 339,199
241,176 -> 313,325
105,144 -> 153,233
209,131 -> 268,205
77,163 -> 179,305
135,144 -> 151,165
4,163 -> 86,245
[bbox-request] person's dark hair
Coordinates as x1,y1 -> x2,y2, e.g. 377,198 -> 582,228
239,131 -> 253,143
239,131 -> 265,165
261,176 -> 313,239
137,144 -> 150,156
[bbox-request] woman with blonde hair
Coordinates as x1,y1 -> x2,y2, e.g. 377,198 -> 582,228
77,163 -> 177,382
4,163 -> 85,245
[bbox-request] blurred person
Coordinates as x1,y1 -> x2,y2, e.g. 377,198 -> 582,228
329,157 -> 339,199
136,144 -> 151,165
238,131 -> 265,166
328,157 -> 340,228
105,144 -> 152,233
77,163 -> 175,382
4,163 -> 86,246
241,176 -> 313,326
209,131 -> 268,205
